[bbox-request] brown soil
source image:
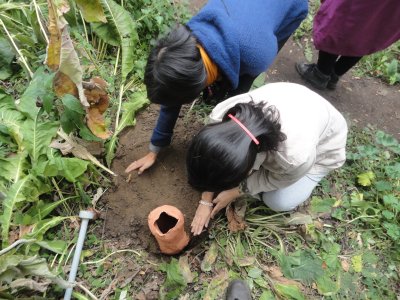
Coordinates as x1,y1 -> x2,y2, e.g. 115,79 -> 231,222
101,105 -> 202,252
101,0 -> 400,253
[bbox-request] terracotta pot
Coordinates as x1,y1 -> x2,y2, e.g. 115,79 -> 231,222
148,205 -> 189,255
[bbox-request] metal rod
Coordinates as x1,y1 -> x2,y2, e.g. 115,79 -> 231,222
64,210 -> 95,300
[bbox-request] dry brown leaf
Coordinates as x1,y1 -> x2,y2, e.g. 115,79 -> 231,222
53,71 -> 79,98
45,0 -> 62,71
265,265 -> 303,288
341,259 -> 350,272
50,129 -> 116,176
86,107 -> 111,139
19,225 -> 34,238
226,198 -> 247,233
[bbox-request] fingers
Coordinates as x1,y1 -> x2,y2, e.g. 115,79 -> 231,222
125,161 -> 139,173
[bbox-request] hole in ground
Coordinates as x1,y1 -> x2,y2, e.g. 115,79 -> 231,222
156,212 -> 178,234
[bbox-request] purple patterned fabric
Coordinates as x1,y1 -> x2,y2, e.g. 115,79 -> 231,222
313,0 -> 400,56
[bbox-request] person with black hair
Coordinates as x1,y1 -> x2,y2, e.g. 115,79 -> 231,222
125,0 -> 308,175
187,83 -> 348,235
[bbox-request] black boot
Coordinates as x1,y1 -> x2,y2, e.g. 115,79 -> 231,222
225,280 -> 252,300
327,72 -> 339,90
295,63 -> 331,90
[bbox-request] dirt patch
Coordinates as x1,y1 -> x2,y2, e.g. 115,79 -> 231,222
102,105 -> 202,252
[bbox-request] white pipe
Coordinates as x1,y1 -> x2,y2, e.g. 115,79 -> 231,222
64,210 -> 95,300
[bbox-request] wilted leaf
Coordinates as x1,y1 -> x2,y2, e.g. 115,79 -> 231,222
51,129 -> 115,176
226,199 -> 247,233
86,107 -> 111,139
53,71 -> 79,98
341,260 -> 350,272
357,171 -> 375,186
203,269 -> 229,300
178,255 -> 194,284
25,217 -> 68,241
75,0 -> 107,23
285,212 -> 313,225
201,241 -> 218,272
45,0 -> 62,71
265,266 -> 302,288
10,278 -> 51,292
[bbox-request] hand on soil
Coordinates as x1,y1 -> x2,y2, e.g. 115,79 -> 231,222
125,151 -> 158,175
191,191 -> 214,236
211,187 -> 240,218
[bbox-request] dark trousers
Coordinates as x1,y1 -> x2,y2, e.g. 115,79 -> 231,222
317,50 -> 362,76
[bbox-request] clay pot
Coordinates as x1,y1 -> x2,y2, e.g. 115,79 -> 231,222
148,205 -> 189,255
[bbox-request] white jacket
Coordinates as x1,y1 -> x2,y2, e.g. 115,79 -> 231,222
209,83 -> 348,195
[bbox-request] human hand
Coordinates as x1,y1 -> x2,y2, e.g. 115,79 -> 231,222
191,192 -> 214,236
211,187 -> 240,218
125,151 -> 158,175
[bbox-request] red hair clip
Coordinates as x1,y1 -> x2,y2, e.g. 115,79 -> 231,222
228,114 -> 260,145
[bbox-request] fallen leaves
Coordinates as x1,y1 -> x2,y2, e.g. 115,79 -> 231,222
226,197 -> 247,233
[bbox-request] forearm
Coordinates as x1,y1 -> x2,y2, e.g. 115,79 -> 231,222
150,105 -> 182,151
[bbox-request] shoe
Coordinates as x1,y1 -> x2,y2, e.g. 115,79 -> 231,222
327,72 -> 339,90
225,280 -> 252,300
295,62 -> 331,90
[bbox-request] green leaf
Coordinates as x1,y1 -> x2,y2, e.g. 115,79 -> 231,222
260,290 -> 275,300
275,283 -> 305,300
22,117 -> 59,166
105,91 -> 148,166
159,258 -> 186,299
201,241 -> 218,272
316,275 -> 339,296
75,0 -> 107,23
383,222 -> 400,241
251,73 -> 265,90
385,163 -> 400,179
357,171 -> 375,186
44,157 -> 89,182
248,267 -> 262,279
374,180 -> 393,192
24,199 -> 68,224
0,151 -> 28,183
36,240 -> 67,254
310,196 -> 335,214
382,210 -> 394,220
17,68 -> 55,119
383,194 -> 400,210
0,36 -> 14,80
0,176 -> 30,247
92,0 -> 138,81
0,96 -> 26,149
203,269 -> 229,300
24,216 -> 68,241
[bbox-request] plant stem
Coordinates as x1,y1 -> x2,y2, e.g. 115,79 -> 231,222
0,19 -> 33,78
82,249 -> 141,265
79,11 -> 89,44
0,239 -> 36,255
75,282 -> 99,300
32,0 -> 49,44
114,84 -> 124,131
113,47 -> 120,75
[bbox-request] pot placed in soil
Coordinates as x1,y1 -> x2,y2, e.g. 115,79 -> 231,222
148,205 -> 189,255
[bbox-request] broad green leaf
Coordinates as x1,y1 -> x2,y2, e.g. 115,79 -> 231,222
44,157 -> 89,182
357,171 -> 375,186
75,0 -> 107,23
24,216 -> 68,241
351,255 -> 363,273
18,68 -> 55,119
0,176 -> 30,247
0,96 -> 25,149
383,194 -> 400,210
385,163 -> 400,179
383,222 -> 400,241
0,152 -> 28,183
92,0 -> 138,81
22,118 -> 59,166
159,258 -> 186,300
0,36 -> 14,80
316,275 -> 339,296
201,241 -> 218,272
248,267 -> 263,279
382,210 -> 394,220
374,180 -> 393,192
36,240 -> 67,254
105,91 -> 148,166
310,196 -> 335,214
275,283 -> 305,300
260,290 -> 275,300
24,199 -> 68,224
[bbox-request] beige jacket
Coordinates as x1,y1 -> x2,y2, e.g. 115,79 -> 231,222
209,83 -> 348,195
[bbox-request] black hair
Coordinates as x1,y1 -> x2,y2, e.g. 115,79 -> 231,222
186,101 -> 286,192
144,25 -> 207,105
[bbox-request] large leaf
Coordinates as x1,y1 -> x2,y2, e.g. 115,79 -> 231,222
0,36 -> 14,80
24,216 -> 68,241
44,157 -> 89,182
0,95 -> 25,149
22,117 -> 59,166
92,0 -> 138,81
0,152 -> 28,183
17,67 -> 56,120
75,0 -> 107,23
159,258 -> 187,300
45,0 -> 62,71
0,176 -> 30,247
105,91 -> 148,166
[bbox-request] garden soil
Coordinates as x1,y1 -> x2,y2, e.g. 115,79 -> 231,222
101,0 -> 400,253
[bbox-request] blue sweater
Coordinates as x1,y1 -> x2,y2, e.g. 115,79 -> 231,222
150,0 -> 308,151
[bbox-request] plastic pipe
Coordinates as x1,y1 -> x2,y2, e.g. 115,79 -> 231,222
64,210 -> 95,300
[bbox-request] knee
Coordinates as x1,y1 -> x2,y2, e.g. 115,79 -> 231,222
262,192 -> 303,212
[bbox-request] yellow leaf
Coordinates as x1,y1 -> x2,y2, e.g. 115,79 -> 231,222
351,255 -> 363,273
75,0 -> 107,23
357,171 -> 375,186
45,0 -> 62,71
